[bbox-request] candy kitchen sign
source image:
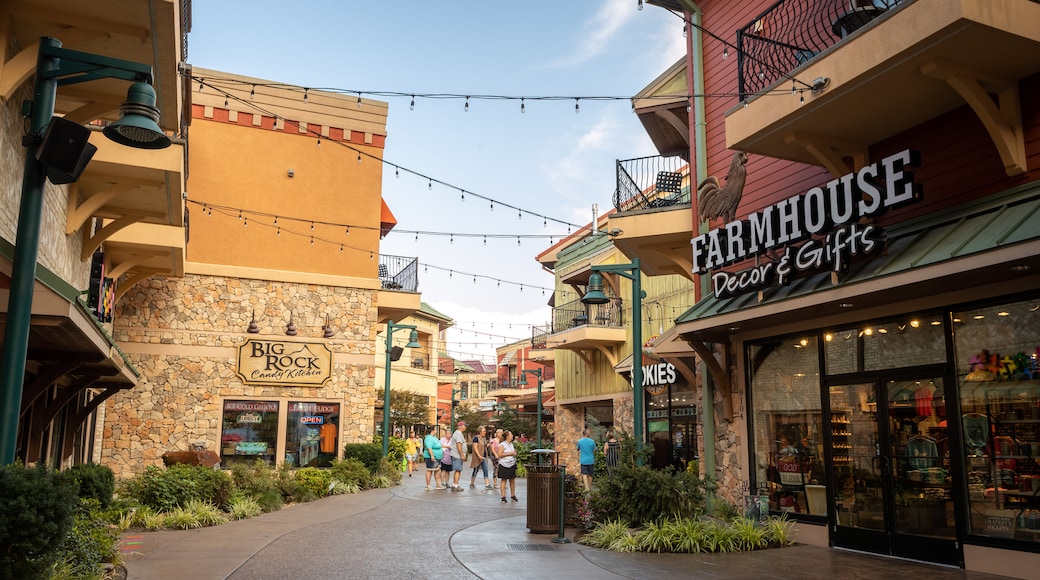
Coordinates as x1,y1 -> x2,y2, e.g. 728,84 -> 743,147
692,149 -> 922,299
236,339 -> 333,386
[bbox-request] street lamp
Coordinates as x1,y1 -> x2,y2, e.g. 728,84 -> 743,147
582,258 -> 644,465
0,37 -> 172,465
517,368 -> 544,450
383,320 -> 419,456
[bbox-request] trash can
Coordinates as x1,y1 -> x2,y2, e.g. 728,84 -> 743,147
526,449 -> 561,533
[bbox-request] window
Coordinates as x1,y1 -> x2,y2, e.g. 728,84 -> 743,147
220,400 -> 279,467
284,402 -> 341,468
750,336 -> 827,516
955,297 -> 1040,542
825,315 -> 946,375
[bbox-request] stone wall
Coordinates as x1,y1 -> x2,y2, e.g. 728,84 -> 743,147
101,274 -> 377,478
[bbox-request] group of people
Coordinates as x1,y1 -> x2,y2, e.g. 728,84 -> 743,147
404,421 -> 520,503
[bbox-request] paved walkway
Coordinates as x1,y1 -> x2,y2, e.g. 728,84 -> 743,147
121,467 -> 1012,579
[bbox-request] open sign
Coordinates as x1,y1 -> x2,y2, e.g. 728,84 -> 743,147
300,415 -> 324,425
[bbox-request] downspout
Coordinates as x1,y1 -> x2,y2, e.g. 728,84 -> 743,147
678,0 -> 716,510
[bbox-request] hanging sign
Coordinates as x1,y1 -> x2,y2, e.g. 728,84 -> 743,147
237,339 -> 333,386
692,149 -> 922,299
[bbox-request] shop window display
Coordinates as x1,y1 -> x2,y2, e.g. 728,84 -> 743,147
749,336 -> 827,516
956,298 -> 1040,542
220,400 -> 279,467
285,402 -> 341,468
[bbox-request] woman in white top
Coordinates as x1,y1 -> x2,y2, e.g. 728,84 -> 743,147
497,430 -> 518,502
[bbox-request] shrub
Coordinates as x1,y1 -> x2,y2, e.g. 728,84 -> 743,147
54,499 -> 120,578
763,514 -> 795,546
183,499 -> 226,527
275,463 -> 317,503
579,518 -> 629,549
227,496 -> 263,520
343,443 -> 382,473
230,460 -> 282,512
66,463 -> 115,508
0,463 -> 78,579
374,458 -> 402,486
295,467 -> 332,498
590,464 -> 711,526
119,464 -> 231,512
329,458 -> 370,489
387,436 -> 406,469
328,480 -> 361,495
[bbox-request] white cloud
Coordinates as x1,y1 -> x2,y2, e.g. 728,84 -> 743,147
544,0 -> 634,68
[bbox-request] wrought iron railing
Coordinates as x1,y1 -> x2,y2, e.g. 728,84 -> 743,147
613,154 -> 690,212
552,296 -> 624,332
378,254 -> 418,291
531,324 -> 552,348
737,0 -> 904,98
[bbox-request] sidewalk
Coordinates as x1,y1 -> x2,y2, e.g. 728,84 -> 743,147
121,467 -> 1011,579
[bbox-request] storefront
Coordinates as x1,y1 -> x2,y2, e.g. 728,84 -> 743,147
220,399 -> 341,468
660,150 -> 1040,571
644,358 -> 698,471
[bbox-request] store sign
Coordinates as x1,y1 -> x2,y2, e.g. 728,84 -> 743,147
692,149 -> 922,299
300,415 -> 325,425
236,339 -> 333,386
641,336 -> 676,395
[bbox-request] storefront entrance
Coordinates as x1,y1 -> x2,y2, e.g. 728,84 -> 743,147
826,367 -> 961,566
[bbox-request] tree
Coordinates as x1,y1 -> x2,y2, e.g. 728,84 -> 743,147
453,401 -> 492,432
384,389 -> 430,435
494,406 -> 536,442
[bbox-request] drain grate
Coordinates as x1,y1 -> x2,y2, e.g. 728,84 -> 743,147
506,543 -> 557,552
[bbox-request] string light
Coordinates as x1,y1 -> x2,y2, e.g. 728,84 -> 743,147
574,98 -> 580,114
464,96 -> 470,112
410,95 -> 415,110
356,93 -> 362,107
520,98 -> 525,114
303,88 -> 309,103
250,85 -> 255,99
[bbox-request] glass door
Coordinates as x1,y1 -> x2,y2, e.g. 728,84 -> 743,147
827,374 -> 961,566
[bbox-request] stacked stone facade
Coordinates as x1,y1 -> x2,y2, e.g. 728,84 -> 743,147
101,273 -> 378,478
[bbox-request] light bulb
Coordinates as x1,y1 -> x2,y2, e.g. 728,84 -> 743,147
574,99 -> 580,114
357,93 -> 362,108
250,85 -> 255,99
464,97 -> 469,112
303,89 -> 308,103
723,47 -> 729,59
520,98 -> 525,114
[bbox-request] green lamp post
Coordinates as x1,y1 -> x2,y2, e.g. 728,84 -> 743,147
517,368 -> 544,450
0,37 -> 171,465
582,259 -> 644,465
382,320 -> 419,457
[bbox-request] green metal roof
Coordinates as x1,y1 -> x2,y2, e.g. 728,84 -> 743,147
676,182 -> 1040,326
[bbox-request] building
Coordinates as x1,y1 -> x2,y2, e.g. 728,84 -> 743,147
0,0 -> 189,468
606,0 -> 1040,575
98,67 -> 422,477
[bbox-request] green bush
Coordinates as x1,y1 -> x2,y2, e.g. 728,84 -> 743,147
0,463 -> 78,579
329,458 -> 371,488
374,458 -> 402,486
230,460 -> 282,512
343,443 -> 383,473
387,436 -> 406,469
120,464 -> 233,512
295,467 -> 332,498
66,463 -> 115,508
589,464 -> 711,526
54,499 -> 120,578
275,462 -> 317,503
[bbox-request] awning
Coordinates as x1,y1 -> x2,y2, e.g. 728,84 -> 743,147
660,185 -> 1040,346
380,199 -> 397,238
498,350 -> 516,366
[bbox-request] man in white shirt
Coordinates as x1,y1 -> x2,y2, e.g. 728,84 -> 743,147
449,421 -> 468,491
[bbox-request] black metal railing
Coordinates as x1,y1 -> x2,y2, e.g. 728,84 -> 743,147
552,296 -> 624,332
613,154 -> 690,212
531,324 -> 552,348
378,254 -> 418,291
737,0 -> 903,98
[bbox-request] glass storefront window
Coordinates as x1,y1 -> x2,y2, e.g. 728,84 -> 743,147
955,297 -> 1040,542
825,315 -> 946,375
750,336 -> 827,516
220,400 -> 279,467
285,402 -> 341,468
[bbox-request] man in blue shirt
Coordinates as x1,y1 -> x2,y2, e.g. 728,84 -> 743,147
576,428 -> 597,491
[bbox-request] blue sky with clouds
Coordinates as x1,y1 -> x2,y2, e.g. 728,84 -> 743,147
188,1 -> 685,361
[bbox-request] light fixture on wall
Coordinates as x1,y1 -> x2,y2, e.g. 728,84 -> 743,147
285,311 -> 297,336
247,309 -> 260,334
322,314 -> 335,338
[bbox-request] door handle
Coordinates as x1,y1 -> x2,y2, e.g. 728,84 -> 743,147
879,455 -> 891,478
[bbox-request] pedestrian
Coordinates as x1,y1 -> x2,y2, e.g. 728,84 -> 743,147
439,433 -> 452,488
422,426 -> 442,490
449,421 -> 468,491
576,428 -> 597,490
405,430 -> 421,477
603,430 -> 620,476
489,428 -> 502,487
497,430 -> 519,502
469,425 -> 491,489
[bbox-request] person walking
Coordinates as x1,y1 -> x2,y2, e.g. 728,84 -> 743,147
422,426 -> 442,490
489,428 -> 502,487
603,431 -> 620,476
576,428 -> 597,491
439,433 -> 452,489
469,425 -> 491,489
497,430 -> 519,502
405,431 -> 421,477
449,421 -> 468,491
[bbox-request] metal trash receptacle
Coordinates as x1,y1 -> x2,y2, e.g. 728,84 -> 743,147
526,449 -> 561,533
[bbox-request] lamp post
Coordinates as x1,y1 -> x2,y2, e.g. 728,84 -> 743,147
383,320 -> 419,457
0,37 -> 171,465
517,368 -> 544,450
582,258 -> 644,465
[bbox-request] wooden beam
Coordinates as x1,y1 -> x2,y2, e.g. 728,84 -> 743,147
686,339 -> 733,422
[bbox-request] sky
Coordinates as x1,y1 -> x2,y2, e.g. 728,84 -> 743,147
188,1 -> 686,363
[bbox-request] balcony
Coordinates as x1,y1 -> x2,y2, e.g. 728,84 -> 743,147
529,324 -> 555,367
376,254 -> 420,323
609,155 -> 695,280
546,297 -> 627,370
727,0 -> 1040,177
